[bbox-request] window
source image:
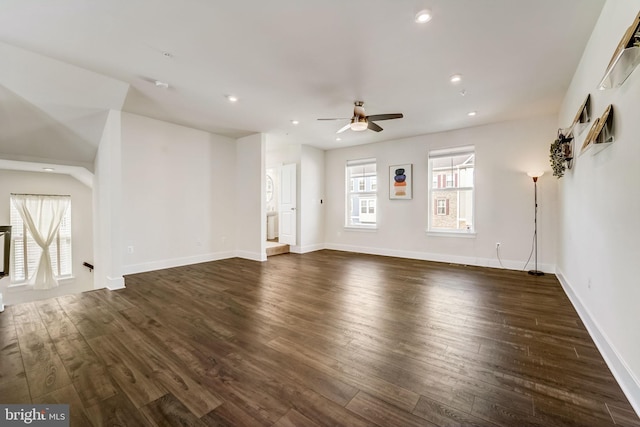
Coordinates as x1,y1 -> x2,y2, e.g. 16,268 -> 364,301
10,196 -> 72,283
428,147 -> 475,232
346,159 -> 377,227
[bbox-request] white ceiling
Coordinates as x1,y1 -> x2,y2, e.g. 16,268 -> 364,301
0,0 -> 605,151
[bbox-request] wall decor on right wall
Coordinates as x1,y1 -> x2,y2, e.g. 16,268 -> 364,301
598,10 -> 640,90
581,104 -> 614,154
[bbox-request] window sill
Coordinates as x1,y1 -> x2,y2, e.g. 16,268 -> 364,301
344,226 -> 378,232
426,230 -> 476,238
8,276 -> 75,290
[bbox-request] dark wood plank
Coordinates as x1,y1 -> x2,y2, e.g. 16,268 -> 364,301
140,393 -> 208,427
0,328 -> 25,384
34,299 -> 79,339
0,306 -> 15,328
0,376 -> 31,404
123,335 -> 223,417
346,391 -> 438,427
413,394 -> 499,427
32,384 -> 93,427
267,336 -> 420,412
88,334 -> 167,408
273,409 -> 321,427
18,328 -> 73,397
201,399 -> 268,427
85,392 -> 153,427
51,332 -> 118,407
607,403 -> 640,427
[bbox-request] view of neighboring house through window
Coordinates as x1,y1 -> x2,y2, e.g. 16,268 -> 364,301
428,147 -> 475,232
10,195 -> 72,284
346,158 -> 377,227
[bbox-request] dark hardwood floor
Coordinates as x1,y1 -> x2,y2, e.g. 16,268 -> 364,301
1,250 -> 638,426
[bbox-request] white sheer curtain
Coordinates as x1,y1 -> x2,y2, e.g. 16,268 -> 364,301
11,194 -> 71,290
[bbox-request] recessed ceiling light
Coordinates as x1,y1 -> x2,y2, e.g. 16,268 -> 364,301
291,120 -> 299,125
468,111 -> 477,117
154,80 -> 169,89
336,137 -> 342,141
450,74 -> 462,83
42,167 -> 55,172
226,95 -> 238,103
415,9 -> 432,23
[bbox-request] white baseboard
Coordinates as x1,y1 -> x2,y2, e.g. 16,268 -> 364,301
556,269 -> 640,417
235,250 -> 266,262
291,243 -> 325,254
122,251 -> 236,275
106,276 -> 125,290
324,243 -> 555,273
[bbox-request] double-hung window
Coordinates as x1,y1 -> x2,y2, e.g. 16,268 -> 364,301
428,147 -> 475,233
346,159 -> 377,228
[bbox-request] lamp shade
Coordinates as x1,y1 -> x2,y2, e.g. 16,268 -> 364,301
527,171 -> 544,178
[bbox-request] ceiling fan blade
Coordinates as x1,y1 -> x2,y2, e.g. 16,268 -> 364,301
318,118 -> 350,121
366,113 -> 403,121
336,123 -> 351,134
368,121 -> 383,132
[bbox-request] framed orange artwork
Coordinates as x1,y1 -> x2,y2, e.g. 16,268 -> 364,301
390,164 -> 412,200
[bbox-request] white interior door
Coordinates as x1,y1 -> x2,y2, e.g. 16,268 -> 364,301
279,163 -> 297,245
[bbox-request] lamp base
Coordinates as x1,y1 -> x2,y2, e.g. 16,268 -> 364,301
528,270 -> 544,276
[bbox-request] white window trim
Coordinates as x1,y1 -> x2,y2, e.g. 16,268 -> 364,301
425,230 -> 477,238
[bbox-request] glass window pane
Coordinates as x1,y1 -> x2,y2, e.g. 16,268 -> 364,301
346,160 -> 377,227
430,189 -> 473,231
429,148 -> 474,232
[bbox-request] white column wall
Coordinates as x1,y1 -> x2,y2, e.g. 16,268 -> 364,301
93,109 -> 124,289
299,145 -> 325,253
235,133 -> 266,261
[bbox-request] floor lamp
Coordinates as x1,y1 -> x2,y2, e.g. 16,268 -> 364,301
527,172 -> 544,276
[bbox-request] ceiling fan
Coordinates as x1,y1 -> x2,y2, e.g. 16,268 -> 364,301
318,101 -> 403,133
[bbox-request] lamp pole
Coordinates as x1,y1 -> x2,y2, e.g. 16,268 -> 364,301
527,173 -> 544,276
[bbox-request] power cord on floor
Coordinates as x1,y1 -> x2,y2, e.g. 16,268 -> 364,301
496,244 -> 505,269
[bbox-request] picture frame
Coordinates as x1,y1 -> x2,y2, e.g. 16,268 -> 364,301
390,164 -> 412,199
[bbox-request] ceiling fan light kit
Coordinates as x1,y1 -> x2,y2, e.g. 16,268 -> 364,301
351,117 -> 368,132
318,101 -> 404,135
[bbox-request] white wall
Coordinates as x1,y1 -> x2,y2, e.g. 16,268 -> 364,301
120,112 -> 237,274
557,0 -> 640,413
299,145 -> 325,253
94,109 -> 124,289
324,115 -> 558,271
0,169 -> 94,304
235,133 -> 265,261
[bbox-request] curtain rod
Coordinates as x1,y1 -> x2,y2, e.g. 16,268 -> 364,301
10,193 -> 71,197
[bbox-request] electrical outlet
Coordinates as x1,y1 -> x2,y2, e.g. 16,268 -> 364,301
496,242 -> 501,249
127,246 -> 134,254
